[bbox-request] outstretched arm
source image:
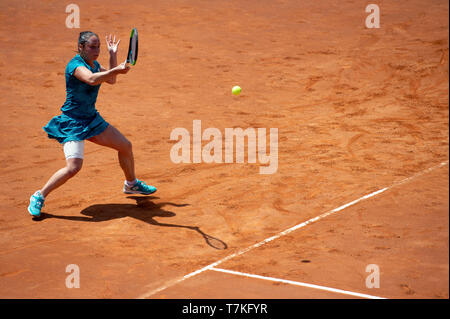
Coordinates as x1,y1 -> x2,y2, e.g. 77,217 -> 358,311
74,60 -> 129,86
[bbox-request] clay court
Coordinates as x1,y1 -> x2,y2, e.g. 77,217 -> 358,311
0,0 -> 448,299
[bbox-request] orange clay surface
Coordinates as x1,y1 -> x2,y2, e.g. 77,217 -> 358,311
0,0 -> 448,299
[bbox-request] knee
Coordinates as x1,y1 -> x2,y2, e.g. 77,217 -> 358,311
120,139 -> 132,154
66,160 -> 83,177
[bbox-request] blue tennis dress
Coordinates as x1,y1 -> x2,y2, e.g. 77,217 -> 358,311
43,54 -> 109,144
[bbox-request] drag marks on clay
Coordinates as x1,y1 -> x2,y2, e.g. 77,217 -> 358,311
400,283 -> 416,296
42,80 -> 54,88
439,48 -> 449,65
0,238 -> 61,256
32,159 -> 53,166
272,198 -> 296,215
346,133 -> 365,159
304,75 -> 323,92
368,117 -> 423,141
57,200 -> 84,210
0,269 -> 29,278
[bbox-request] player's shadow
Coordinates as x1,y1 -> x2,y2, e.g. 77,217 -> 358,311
38,196 -> 227,250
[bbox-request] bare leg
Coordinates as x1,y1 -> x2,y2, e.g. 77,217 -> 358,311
40,158 -> 83,198
118,149 -> 136,182
88,125 -> 136,181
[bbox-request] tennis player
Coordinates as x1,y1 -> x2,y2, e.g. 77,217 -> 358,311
28,31 -> 156,217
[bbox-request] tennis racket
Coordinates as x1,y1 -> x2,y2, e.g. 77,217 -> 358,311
126,28 -> 138,66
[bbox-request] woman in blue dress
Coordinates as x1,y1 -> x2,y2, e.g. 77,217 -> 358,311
28,31 -> 156,217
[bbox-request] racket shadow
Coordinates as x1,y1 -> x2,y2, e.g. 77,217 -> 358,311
39,196 -> 228,250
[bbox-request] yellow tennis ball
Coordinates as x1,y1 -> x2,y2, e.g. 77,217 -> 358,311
232,86 -> 241,96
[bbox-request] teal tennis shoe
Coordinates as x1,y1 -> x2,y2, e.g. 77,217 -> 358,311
28,191 -> 45,217
123,179 -> 157,195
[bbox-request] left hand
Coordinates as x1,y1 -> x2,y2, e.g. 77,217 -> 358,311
114,60 -> 130,74
105,34 -> 120,55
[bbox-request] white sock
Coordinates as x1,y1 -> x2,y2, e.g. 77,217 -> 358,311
126,179 -> 137,187
36,190 -> 45,200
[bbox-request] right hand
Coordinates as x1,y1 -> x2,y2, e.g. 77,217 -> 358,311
115,60 -> 130,74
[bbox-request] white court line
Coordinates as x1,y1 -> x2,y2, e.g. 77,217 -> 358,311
137,160 -> 449,299
210,267 -> 386,299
